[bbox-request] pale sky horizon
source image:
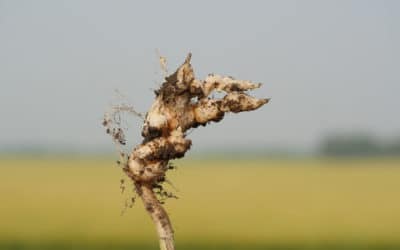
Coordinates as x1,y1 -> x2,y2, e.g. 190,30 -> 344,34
1,0 -> 399,153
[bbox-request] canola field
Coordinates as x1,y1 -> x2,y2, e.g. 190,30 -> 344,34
1,156 -> 400,250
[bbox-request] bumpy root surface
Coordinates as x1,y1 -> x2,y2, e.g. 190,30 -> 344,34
121,53 -> 268,250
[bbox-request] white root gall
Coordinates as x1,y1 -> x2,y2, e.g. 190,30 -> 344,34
108,53 -> 268,250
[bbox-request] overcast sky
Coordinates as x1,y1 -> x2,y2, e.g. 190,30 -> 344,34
0,0 -> 399,152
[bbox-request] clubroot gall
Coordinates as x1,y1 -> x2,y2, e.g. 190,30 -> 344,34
103,53 -> 268,250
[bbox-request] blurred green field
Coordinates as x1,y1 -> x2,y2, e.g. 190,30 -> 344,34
1,156 -> 400,250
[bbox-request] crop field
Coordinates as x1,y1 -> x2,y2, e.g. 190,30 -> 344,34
1,156 -> 400,250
